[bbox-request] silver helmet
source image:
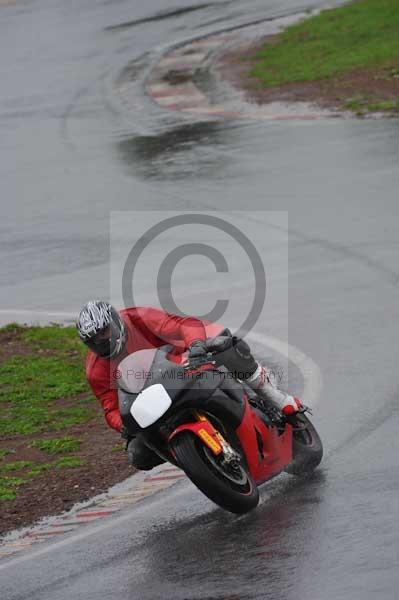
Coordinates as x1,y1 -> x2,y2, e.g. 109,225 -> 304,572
76,300 -> 127,359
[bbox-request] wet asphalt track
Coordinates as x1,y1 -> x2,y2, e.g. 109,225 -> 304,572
1,0 -> 399,598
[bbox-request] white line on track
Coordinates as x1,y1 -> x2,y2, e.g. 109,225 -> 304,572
0,309 -> 77,326
0,310 -> 76,316
0,310 -> 322,569
246,330 -> 322,409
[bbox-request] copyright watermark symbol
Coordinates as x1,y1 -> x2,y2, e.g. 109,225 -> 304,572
120,213 -> 266,340
110,210 -> 288,389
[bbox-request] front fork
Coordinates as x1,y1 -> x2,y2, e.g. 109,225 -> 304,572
169,411 -> 240,463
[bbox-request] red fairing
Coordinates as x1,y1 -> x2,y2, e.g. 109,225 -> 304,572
236,397 -> 293,483
169,420 -> 222,454
86,307 -> 223,432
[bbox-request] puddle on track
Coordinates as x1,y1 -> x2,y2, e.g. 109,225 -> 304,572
116,120 -> 235,180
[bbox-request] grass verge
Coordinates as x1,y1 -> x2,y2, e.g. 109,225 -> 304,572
0,325 -> 93,505
0,324 -> 94,436
0,323 -> 134,535
247,0 -> 399,114
31,437 -> 82,454
0,324 -> 133,534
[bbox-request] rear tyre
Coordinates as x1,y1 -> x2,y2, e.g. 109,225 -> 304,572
171,431 -> 259,514
284,413 -> 323,476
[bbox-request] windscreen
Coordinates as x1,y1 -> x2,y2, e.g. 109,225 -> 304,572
118,349 -> 158,394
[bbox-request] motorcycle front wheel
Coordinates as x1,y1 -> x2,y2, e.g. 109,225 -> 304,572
171,431 -> 259,514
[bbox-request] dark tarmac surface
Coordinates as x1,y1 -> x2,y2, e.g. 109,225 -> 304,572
1,0 -> 399,598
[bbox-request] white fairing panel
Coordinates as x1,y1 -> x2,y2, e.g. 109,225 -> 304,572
130,384 -> 172,428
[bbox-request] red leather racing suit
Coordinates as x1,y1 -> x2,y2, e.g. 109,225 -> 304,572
86,306 -> 218,433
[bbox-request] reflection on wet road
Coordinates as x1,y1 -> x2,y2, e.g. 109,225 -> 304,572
1,0 -> 399,598
118,121 -> 232,180
141,472 -> 327,600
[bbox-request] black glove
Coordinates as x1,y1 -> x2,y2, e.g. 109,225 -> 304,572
187,339 -> 208,368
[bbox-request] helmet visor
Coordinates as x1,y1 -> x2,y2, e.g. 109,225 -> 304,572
86,319 -> 125,358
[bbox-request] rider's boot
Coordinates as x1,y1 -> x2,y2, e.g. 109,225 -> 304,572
246,364 -> 303,417
210,334 -> 303,417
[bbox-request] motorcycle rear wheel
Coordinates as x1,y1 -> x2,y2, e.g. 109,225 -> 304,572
171,431 -> 259,514
284,413 -> 323,476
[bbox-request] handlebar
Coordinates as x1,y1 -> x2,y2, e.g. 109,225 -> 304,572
184,333 -> 232,371
184,351 -> 217,371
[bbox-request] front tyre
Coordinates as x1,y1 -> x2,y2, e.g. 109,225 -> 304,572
171,431 -> 259,514
284,413 -> 323,476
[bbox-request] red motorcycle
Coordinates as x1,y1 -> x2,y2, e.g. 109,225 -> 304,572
118,336 -> 323,514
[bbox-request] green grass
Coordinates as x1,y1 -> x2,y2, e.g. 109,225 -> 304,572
0,488 -> 17,501
26,464 -> 53,477
250,0 -> 399,86
367,99 -> 399,111
31,437 -> 82,455
0,461 -> 34,500
0,324 -> 96,502
344,97 -> 399,114
1,460 -> 34,472
20,323 -> 83,352
0,324 -> 95,436
0,460 -> 41,497
112,443 -> 125,453
50,407 -> 96,430
0,476 -> 26,486
55,457 -> 85,469
0,476 -> 26,501
0,449 -> 15,460
0,453 -> 85,499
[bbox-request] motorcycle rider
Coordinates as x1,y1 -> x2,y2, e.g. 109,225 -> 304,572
76,300 -> 303,470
